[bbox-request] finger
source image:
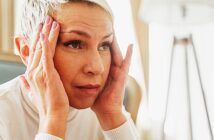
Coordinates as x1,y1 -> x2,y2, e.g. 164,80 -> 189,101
29,16 -> 53,70
42,16 -> 53,40
30,35 -> 43,70
40,33 -> 55,76
34,65 -> 46,93
111,34 -> 123,67
121,44 -> 133,74
28,23 -> 43,68
48,21 -> 60,56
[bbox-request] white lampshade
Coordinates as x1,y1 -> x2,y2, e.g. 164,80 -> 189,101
140,0 -> 214,25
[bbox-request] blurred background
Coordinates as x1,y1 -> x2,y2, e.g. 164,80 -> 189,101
1,0 -> 214,140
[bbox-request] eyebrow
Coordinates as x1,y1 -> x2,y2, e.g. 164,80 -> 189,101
60,30 -> 113,39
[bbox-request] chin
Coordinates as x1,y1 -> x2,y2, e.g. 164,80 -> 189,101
68,100 -> 95,109
66,88 -> 101,109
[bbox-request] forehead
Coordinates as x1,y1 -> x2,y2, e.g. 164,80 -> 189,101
53,3 -> 113,33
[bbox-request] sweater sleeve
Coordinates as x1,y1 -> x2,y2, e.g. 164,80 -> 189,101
102,111 -> 140,140
35,133 -> 63,140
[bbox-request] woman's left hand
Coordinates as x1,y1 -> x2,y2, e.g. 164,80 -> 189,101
92,35 -> 133,130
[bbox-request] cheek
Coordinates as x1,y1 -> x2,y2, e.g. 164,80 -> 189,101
102,54 -> 111,77
53,48 -> 81,82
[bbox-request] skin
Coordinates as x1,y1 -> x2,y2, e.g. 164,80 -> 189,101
15,3 -> 133,139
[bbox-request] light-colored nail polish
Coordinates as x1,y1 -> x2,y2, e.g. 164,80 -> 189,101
37,23 -> 43,32
45,16 -> 50,24
40,33 -> 45,41
52,21 -> 57,29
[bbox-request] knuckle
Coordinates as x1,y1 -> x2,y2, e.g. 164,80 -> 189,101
41,55 -> 47,63
33,74 -> 40,84
36,45 -> 42,50
33,70 -> 43,83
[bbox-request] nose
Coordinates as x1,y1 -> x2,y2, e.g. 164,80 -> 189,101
83,51 -> 105,75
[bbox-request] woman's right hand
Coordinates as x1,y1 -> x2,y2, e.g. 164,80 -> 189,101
20,16 -> 69,139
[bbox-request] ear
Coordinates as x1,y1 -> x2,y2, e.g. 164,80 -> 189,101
14,36 -> 30,66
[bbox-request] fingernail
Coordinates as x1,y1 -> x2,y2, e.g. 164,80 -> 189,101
40,33 -> 45,41
45,16 -> 50,24
37,23 -> 43,32
52,21 -> 57,29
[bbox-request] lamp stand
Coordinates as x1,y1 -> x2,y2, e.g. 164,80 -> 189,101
162,34 -> 213,140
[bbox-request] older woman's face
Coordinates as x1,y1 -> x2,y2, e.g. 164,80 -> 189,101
53,3 -> 113,109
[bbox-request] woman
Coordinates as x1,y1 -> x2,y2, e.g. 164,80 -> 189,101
0,0 -> 139,140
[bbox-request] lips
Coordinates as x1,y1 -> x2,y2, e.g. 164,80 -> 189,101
75,84 -> 100,95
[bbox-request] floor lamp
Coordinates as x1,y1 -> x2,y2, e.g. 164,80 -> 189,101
140,0 -> 214,140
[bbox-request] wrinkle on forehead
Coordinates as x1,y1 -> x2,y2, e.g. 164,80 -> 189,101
59,18 -> 113,39
53,3 -> 113,38
59,15 -> 112,29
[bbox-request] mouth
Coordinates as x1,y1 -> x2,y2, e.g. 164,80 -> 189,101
75,84 -> 101,95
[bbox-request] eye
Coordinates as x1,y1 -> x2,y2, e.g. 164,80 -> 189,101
98,42 -> 111,51
63,40 -> 81,49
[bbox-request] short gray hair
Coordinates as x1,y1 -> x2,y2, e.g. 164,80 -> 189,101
17,0 -> 113,44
